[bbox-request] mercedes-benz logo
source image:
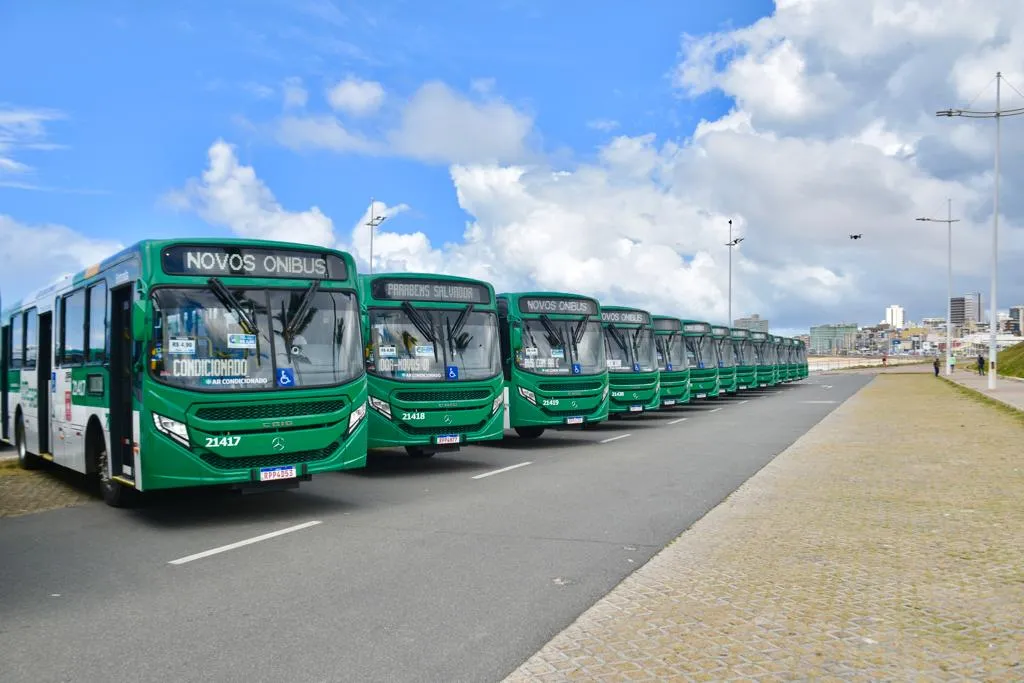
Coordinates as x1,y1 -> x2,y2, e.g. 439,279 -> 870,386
272,437 -> 286,452
443,415 -> 452,425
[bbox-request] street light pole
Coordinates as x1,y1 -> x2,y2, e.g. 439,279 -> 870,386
725,219 -> 743,326
917,200 -> 960,376
937,71 -> 1024,389
365,197 -> 387,275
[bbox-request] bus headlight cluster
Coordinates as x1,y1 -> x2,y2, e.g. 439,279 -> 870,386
348,403 -> 367,434
368,396 -> 392,419
517,386 -> 536,405
152,413 -> 190,447
491,392 -> 504,414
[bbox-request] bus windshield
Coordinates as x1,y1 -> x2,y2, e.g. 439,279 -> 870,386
655,332 -> 687,371
603,324 -> 657,373
518,318 -> 604,375
735,340 -> 755,365
717,338 -> 736,367
754,342 -> 773,366
686,335 -> 716,369
151,287 -> 362,391
368,307 -> 500,381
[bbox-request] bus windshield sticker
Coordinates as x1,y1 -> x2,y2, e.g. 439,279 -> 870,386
378,345 -> 397,358
551,348 -> 565,359
518,297 -> 598,316
276,367 -> 296,387
607,359 -> 623,369
414,344 -> 435,357
372,278 -> 490,304
226,333 -> 257,350
162,245 -> 347,280
524,346 -> 539,356
168,337 -> 196,355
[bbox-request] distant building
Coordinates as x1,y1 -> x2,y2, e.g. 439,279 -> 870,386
950,297 -> 966,325
964,291 -> 982,323
921,317 -> 945,328
884,304 -> 905,329
1009,305 -> 1024,335
809,323 -> 858,354
734,314 -> 769,333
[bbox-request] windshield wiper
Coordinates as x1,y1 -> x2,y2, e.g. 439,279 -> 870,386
400,301 -> 439,362
446,305 -> 475,358
606,324 -> 629,358
538,314 -> 564,348
207,278 -> 258,336
283,281 -> 321,341
571,316 -> 589,345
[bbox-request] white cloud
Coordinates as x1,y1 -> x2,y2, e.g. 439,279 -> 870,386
282,77 -> 308,109
0,106 -> 65,178
587,119 -> 620,132
326,76 -> 385,116
0,215 -> 122,298
165,139 -> 335,247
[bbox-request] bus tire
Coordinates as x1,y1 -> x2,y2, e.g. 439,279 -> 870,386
405,446 -> 436,458
15,412 -> 40,470
514,426 -> 544,439
90,427 -> 136,508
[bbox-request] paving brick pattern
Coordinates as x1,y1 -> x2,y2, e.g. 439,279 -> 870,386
504,375 -> 1024,681
0,458 -> 94,517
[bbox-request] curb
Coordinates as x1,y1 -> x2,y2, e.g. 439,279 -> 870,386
939,376 -> 1024,413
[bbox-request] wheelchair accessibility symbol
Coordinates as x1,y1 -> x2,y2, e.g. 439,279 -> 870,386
571,363 -> 581,375
277,367 -> 296,387
446,365 -> 459,381
633,362 -> 641,373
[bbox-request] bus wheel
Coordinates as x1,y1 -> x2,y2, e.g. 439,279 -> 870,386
91,431 -> 136,508
405,446 -> 436,458
15,413 -> 39,470
514,426 -> 544,439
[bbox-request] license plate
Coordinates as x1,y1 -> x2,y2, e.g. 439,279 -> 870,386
565,416 -> 584,425
695,393 -> 706,399
662,399 -> 676,406
629,405 -> 642,412
259,465 -> 296,481
435,434 -> 460,445
760,383 -> 767,387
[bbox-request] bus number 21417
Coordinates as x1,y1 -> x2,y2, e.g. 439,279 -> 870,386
205,436 -> 242,448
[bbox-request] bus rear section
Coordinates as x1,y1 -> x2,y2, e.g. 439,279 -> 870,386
798,340 -> 809,378
751,331 -> 775,387
783,338 -> 799,382
711,325 -> 737,394
769,335 -> 784,384
497,292 -> 608,439
681,320 -> 719,399
652,316 -> 690,408
731,328 -> 756,390
601,306 -> 660,415
360,274 -> 504,457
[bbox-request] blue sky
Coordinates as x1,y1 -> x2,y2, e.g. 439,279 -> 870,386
1,0 -> 771,248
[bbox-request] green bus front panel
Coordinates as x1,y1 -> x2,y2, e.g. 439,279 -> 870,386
718,367 -> 738,394
735,365 -> 757,390
365,377 -> 504,449
658,369 -> 690,407
506,374 -> 608,429
140,381 -> 367,490
755,366 -> 775,387
608,372 -> 660,413
689,368 -> 719,399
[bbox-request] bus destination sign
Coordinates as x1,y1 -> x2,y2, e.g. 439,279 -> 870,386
683,323 -> 709,333
162,245 -> 348,280
712,326 -> 730,335
751,331 -> 767,340
733,328 -> 749,337
602,309 -> 650,325
518,297 -> 598,316
371,278 -> 491,304
653,318 -> 681,331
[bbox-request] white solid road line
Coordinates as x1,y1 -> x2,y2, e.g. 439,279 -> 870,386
707,407 -> 723,413
168,520 -> 322,566
472,461 -> 533,479
735,400 -> 749,405
667,417 -> 688,425
599,434 -> 632,444
801,400 -> 838,404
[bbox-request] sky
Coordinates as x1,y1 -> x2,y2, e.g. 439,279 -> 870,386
2,0 -> 1024,336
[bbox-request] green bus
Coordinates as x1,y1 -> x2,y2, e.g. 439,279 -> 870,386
750,330 -> 775,388
652,316 -> 690,408
797,340 -> 809,378
359,273 -> 504,457
783,338 -> 799,382
772,335 -> 786,383
710,325 -> 737,394
731,328 -> 757,390
681,320 -> 719,399
601,306 -> 660,414
1,239 -> 368,506
496,292 -> 608,438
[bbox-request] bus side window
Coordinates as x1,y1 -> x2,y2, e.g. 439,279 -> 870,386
86,282 -> 108,364
11,313 -> 23,369
23,309 -> 37,370
496,298 -> 511,380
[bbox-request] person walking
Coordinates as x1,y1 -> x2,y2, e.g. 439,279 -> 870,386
977,354 -> 985,376
933,357 -> 940,376
950,355 -> 956,373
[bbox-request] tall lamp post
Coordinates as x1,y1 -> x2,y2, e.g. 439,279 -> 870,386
366,197 -> 387,275
917,200 -> 960,376
725,219 -> 744,326
937,71 -> 1024,389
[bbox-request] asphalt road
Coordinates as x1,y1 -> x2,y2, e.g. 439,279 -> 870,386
0,374 -> 870,683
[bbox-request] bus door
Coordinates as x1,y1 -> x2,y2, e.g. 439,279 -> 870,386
37,312 -> 52,454
108,284 -> 135,478
1,321 -> 9,441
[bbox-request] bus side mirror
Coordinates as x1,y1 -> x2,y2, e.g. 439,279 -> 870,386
131,300 -> 149,340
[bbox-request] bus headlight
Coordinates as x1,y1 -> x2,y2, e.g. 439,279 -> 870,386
348,403 -> 367,434
368,396 -> 392,419
517,386 -> 536,405
152,413 -> 190,447
491,392 -> 504,414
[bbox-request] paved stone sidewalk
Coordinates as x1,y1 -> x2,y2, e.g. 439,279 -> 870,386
945,371 -> 1024,413
503,375 -> 1024,681
0,455 -> 95,517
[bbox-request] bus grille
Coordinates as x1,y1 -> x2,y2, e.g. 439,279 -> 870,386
194,400 -> 346,422
537,381 -> 603,392
393,389 -> 491,402
610,376 -> 654,386
198,440 -> 340,470
397,421 -> 488,436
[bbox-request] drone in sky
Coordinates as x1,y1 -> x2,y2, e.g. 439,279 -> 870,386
849,233 -> 863,240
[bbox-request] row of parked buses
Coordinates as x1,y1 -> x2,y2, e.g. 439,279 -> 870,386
0,239 -> 808,507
